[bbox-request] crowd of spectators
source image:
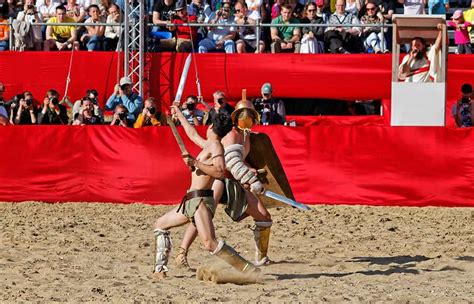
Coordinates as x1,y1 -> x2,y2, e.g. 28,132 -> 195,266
0,0 -> 473,53
0,80 -> 289,126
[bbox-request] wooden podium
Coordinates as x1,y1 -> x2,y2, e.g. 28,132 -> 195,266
390,15 -> 447,126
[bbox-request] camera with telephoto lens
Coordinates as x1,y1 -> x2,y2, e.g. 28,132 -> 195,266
186,102 -> 195,111
217,98 -> 224,105
461,97 -> 470,104
167,10 -> 176,19
118,112 -> 127,120
26,99 -> 32,106
147,106 -> 156,115
50,97 -> 59,106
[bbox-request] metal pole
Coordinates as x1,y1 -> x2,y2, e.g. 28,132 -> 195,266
8,17 -> 12,51
123,2 -> 130,78
255,17 -> 261,54
139,1 -> 145,98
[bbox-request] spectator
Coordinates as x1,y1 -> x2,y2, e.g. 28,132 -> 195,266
134,97 -> 162,127
15,0 -> 43,50
152,0 -> 176,52
180,95 -> 204,126
203,90 -> 234,125
0,82 -> 7,125
73,97 -> 102,125
72,89 -> 103,122
271,5 -> 301,53
187,0 -> 212,41
84,0 -> 113,16
0,8 -> 9,51
37,0 -> 61,21
198,2 -> 236,53
345,0 -> 362,16
464,1 -> 474,43
81,4 -> 105,51
168,1 -> 198,52
246,0 -> 263,19
271,0 -> 284,19
104,4 -> 122,51
234,1 -> 265,53
44,5 -> 80,51
398,0 -> 425,16
452,83 -> 473,128
398,25 -> 443,82
360,1 -> 387,53
9,93 -> 37,125
65,0 -> 85,22
300,2 -> 325,54
427,0 -> 448,15
38,95 -> 69,125
447,10 -> 472,54
110,104 -> 130,127
253,83 -> 286,125
324,0 -> 361,54
5,0 -> 21,18
105,76 -> 143,123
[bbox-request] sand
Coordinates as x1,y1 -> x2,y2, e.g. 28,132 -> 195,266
0,202 -> 472,303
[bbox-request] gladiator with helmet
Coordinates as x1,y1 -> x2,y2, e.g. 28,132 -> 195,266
175,90 -> 275,269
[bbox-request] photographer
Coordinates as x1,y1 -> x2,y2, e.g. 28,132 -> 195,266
167,1 -> 198,52
110,104 -> 130,127
73,89 -> 103,122
105,76 -> 143,124
253,83 -> 286,125
198,2 -> 237,53
72,97 -> 102,125
452,83 -> 474,128
180,95 -> 204,126
9,93 -> 37,125
151,0 -> 176,52
0,82 -> 7,125
204,90 -> 234,125
134,97 -> 162,128
16,0 -> 43,50
38,95 -> 69,125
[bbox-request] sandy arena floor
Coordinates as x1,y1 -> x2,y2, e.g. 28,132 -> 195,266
0,202 -> 472,303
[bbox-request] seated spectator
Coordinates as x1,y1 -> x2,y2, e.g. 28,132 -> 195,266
463,1 -> 474,43
168,1 -> 198,52
452,83 -> 473,128
81,4 -> 105,51
180,95 -> 204,126
345,0 -> 362,16
73,97 -> 102,125
152,0 -> 176,52
5,0 -> 22,18
203,90 -> 234,125
198,2 -> 237,53
271,0 -> 284,19
38,95 -> 69,124
234,1 -> 265,53
37,0 -> 61,21
300,2 -> 325,54
15,0 -> 43,50
105,76 -> 143,123
104,3 -> 122,51
427,0 -> 449,15
9,93 -> 38,125
72,89 -> 103,122
448,10 -> 472,55
246,0 -> 263,19
0,8 -> 9,51
253,83 -> 286,125
134,97 -> 162,127
324,0 -> 361,54
44,5 -> 80,51
84,0 -> 113,16
270,4 -> 301,53
187,0 -> 213,41
110,104 -> 130,127
360,2 -> 387,54
65,0 -> 85,22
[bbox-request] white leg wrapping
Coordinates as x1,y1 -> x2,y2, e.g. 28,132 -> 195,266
153,228 -> 171,273
254,221 -> 272,266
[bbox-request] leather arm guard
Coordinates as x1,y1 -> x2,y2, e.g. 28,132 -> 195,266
224,144 -> 264,194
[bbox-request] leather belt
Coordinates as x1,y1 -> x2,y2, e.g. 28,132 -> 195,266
177,189 -> 214,214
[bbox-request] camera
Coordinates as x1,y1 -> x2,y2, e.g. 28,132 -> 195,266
50,97 -> 59,106
167,10 -> 176,19
118,112 -> 127,120
27,4 -> 34,9
26,99 -> 32,106
186,102 -> 195,111
461,97 -> 470,104
217,98 -> 224,105
147,106 -> 156,115
120,84 -> 129,91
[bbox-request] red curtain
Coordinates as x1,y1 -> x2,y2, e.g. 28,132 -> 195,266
0,125 -> 473,207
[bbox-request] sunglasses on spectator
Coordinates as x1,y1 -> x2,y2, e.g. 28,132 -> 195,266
235,9 -> 241,12
307,9 -> 316,12
366,7 -> 376,10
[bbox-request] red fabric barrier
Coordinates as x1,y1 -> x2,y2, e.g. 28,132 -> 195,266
0,125 -> 473,207
286,115 -> 385,126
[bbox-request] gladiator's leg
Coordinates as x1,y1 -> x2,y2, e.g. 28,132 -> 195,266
211,240 -> 259,273
254,221 -> 272,266
153,228 -> 171,278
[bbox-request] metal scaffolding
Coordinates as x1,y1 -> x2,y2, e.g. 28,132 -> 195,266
123,1 -> 146,97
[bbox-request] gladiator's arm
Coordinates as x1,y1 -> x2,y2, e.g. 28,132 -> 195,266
192,142 -> 226,179
225,144 -> 264,194
172,105 -> 206,148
